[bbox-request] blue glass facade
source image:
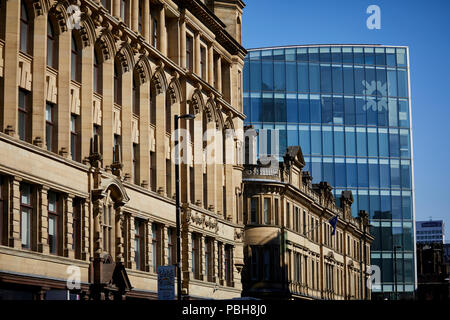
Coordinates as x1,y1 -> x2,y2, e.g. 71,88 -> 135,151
243,45 -> 415,298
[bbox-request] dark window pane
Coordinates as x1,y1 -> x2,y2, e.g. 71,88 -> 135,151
320,64 -> 332,93
364,48 -> 375,65
333,96 -> 344,125
262,61 -> 273,91
298,62 -> 309,93
321,95 -> 332,124
346,159 -> 357,187
397,69 -> 408,97
380,160 -> 391,189
274,61 -> 285,91
332,64 -> 343,93
310,95 -> 321,123
249,60 -> 261,92
286,94 -> 298,123
309,63 -> 320,93
299,94 -> 310,123
344,96 -> 355,125
343,65 -> 354,95
357,159 -> 368,187
353,48 -> 364,64
354,66 -> 365,95
286,62 -> 297,92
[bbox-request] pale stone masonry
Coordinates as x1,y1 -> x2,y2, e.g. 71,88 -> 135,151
242,144 -> 374,300
0,0 -> 246,300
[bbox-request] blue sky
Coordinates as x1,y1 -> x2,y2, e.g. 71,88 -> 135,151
242,0 -> 450,239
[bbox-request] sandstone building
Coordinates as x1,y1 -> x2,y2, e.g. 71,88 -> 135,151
242,143 -> 373,300
0,0 -> 246,299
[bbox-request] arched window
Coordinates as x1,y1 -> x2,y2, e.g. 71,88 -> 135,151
47,19 -> 58,68
114,62 -> 122,105
149,83 -> 156,125
165,94 -> 171,133
20,0 -> 32,54
93,50 -> 102,94
71,34 -> 81,82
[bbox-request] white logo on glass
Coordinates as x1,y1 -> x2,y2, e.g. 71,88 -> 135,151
362,80 -> 387,112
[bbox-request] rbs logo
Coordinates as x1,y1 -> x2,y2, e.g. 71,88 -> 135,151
366,5 -> 381,30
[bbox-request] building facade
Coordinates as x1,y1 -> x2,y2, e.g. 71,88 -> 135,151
241,145 -> 373,300
243,45 -> 416,299
416,220 -> 445,244
0,0 -> 247,299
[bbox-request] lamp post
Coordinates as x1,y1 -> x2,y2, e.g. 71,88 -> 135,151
174,113 -> 195,301
393,245 -> 402,300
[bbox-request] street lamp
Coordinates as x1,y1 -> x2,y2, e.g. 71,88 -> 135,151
393,245 -> 402,300
174,113 -> 195,301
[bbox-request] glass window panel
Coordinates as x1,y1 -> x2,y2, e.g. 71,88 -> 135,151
343,65 -> 354,95
398,99 -> 409,128
331,47 -> 342,63
287,124 -> 298,147
311,126 -> 322,155
367,128 -> 378,157
278,126 -> 287,155
388,98 -> 398,127
249,60 -> 261,92
390,160 -> 401,188
311,157 -> 322,183
274,93 -> 286,122
351,190 -> 358,217
387,68 -> 397,97
243,61 -> 249,93
401,160 -> 411,189
353,47 -> 364,64
396,48 -> 407,67
403,257 -> 414,282
344,96 -> 355,125
364,47 -> 375,65
369,191 -> 380,219
310,95 -> 321,123
250,93 -> 261,122
355,96 -> 366,125
261,49 -> 273,61
375,48 -> 386,65
376,67 -> 387,97
322,126 -> 333,156
345,127 -> 356,157
370,228 -> 381,251
386,48 -> 396,67
273,49 -> 284,60
379,128 -> 389,157
400,129 -> 410,158
299,125 -> 310,155
357,158 -> 368,187
334,127 -> 344,156
332,64 -> 343,93
369,159 -> 379,188
358,189 -> 369,214
366,96 -> 377,126
397,69 -> 408,97
382,225 -> 393,251
297,62 -> 309,93
333,96 -> 344,125
274,61 -> 285,91
262,93 -> 273,122
286,94 -> 298,123
392,191 -> 402,219
286,62 -> 297,92
309,63 -> 320,93
346,158 -> 357,187
296,48 -> 308,61
380,191 -> 391,219
335,158 -> 346,187
308,47 -> 319,61
356,127 -> 367,157
285,48 -> 296,61
320,64 -> 332,93
323,158 -> 334,186
342,47 -> 353,64
389,129 -> 400,157
354,66 -> 365,95
262,61 -> 273,91
321,95 -> 333,124
299,94 -> 310,123
319,47 -> 331,63
402,192 -> 412,219
380,159 -> 391,188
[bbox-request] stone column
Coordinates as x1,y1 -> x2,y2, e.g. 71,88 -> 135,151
194,32 -> 200,76
101,56 -> 114,167
115,208 -> 125,264
200,234 -> 205,281
183,230 -> 193,285
208,45 -> 214,86
128,214 -> 136,269
131,0 -> 139,32
215,128 -> 223,215
206,122 -> 216,212
8,177 -> 22,248
158,5 -> 167,55
92,199 -> 103,259
56,28 -> 71,158
82,199 -> 90,261
2,0 -> 20,136
139,80 -> 150,187
155,89 -> 166,195
146,220 -> 152,272
121,68 -> 133,179
180,16 -> 186,69
224,133 -> 234,219
36,186 -> 49,254
163,225 -> 169,266
213,239 -> 218,283
113,0 -> 121,19
143,0 -> 150,42
64,194 -> 75,259
31,14 -> 46,147
80,44 -> 93,161
215,55 -> 222,93
193,112 -> 203,206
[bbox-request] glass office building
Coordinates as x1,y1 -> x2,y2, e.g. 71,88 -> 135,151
243,45 -> 415,299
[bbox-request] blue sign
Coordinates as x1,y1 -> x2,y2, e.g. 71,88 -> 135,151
157,265 -> 175,300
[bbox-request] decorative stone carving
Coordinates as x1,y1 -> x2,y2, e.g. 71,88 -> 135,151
45,70 -> 58,104
70,83 -> 81,115
18,56 -> 32,91
131,118 -> 139,144
93,96 -> 102,125
113,108 -> 121,134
